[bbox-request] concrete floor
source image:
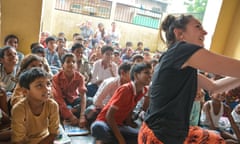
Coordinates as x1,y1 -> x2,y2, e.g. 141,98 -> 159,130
70,135 -> 95,144
59,119 -> 142,144
0,135 -> 95,144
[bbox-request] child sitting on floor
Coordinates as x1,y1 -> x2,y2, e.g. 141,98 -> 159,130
231,103 -> 240,128
11,68 -> 60,144
11,54 -> 45,106
201,92 -> 240,143
190,88 -> 205,126
0,46 -> 18,96
52,53 -> 88,128
91,63 -> 152,144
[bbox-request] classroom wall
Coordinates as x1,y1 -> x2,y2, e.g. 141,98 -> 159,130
1,0 -> 240,56
222,1 -> 240,59
210,0 -> 240,59
0,0 -> 42,54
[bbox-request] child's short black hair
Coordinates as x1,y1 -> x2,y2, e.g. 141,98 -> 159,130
0,46 -> 14,58
143,51 -> 150,56
45,36 -> 56,44
30,42 -> 42,50
71,43 -> 84,52
126,41 -> 133,47
31,46 -> 45,55
118,62 -> 132,75
16,54 -> 43,78
4,34 -> 19,45
57,37 -> 66,42
130,63 -> 152,81
137,41 -> 143,46
58,32 -> 65,37
144,47 -> 150,52
131,54 -> 144,62
101,45 -> 113,54
61,53 -> 76,64
150,59 -> 158,65
72,33 -> 80,38
113,50 -> 120,56
19,67 -> 51,89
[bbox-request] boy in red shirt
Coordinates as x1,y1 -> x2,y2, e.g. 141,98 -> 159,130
91,63 -> 152,144
52,53 -> 87,128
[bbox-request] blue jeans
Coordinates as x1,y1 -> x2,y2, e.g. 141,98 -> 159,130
66,97 -> 93,118
91,121 -> 138,144
86,84 -> 98,97
85,105 -> 101,126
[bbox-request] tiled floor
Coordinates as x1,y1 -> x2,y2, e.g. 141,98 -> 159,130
70,135 -> 95,144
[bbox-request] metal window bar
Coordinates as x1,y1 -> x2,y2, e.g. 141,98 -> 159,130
114,3 -> 163,29
55,0 -> 112,19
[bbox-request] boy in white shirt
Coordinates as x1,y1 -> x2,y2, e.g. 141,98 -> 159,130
232,104 -> 240,128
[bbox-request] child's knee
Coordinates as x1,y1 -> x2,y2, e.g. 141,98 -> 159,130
91,121 -> 112,141
91,121 -> 105,135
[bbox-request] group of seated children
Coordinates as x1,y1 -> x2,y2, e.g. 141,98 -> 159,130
2,32 -> 240,144
190,82 -> 240,144
0,37 -> 154,143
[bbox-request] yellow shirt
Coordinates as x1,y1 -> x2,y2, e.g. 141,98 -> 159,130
11,98 -> 59,144
10,83 -> 24,106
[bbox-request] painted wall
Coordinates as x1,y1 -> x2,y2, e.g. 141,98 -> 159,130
2,0 -> 240,56
210,0 -> 240,59
0,0 -> 42,54
41,0 -> 56,33
222,1 -> 240,59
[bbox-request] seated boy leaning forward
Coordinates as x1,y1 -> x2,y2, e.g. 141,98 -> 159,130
11,67 -> 60,144
91,63 -> 152,144
85,62 -> 132,126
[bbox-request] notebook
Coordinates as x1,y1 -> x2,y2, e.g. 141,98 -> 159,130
63,122 -> 89,136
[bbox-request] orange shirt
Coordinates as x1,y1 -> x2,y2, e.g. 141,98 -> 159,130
96,82 -> 147,125
52,70 -> 87,119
